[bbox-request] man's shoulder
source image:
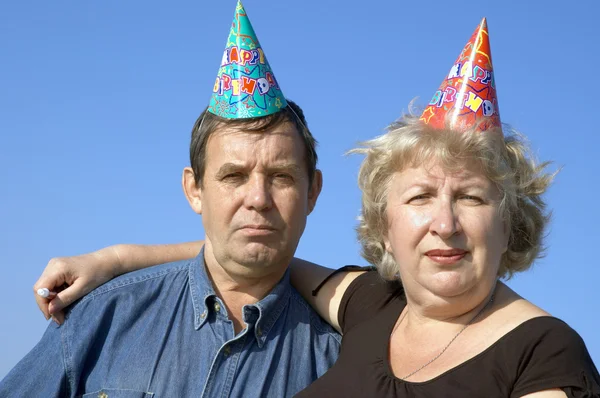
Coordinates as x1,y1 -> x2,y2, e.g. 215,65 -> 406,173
288,287 -> 341,342
74,258 -> 196,307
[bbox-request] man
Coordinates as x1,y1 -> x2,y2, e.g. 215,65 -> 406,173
0,2 -> 340,396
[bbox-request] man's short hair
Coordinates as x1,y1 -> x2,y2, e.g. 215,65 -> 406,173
189,100 -> 318,188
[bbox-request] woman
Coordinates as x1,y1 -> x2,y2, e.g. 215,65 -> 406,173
33,20 -> 599,397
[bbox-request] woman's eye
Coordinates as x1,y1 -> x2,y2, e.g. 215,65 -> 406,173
460,195 -> 483,204
409,194 -> 429,203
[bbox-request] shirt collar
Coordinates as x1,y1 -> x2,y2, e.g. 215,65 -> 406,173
188,247 -> 292,347
243,269 -> 291,348
188,247 -> 215,330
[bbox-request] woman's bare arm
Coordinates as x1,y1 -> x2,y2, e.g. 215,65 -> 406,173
520,389 -> 568,398
34,241 -> 203,323
290,258 -> 364,333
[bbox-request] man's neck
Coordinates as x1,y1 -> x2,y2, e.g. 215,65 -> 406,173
203,249 -> 288,334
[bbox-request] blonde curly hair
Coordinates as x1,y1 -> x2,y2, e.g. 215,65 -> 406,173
351,114 -> 555,280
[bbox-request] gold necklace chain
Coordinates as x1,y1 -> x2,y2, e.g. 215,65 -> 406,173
394,289 -> 496,380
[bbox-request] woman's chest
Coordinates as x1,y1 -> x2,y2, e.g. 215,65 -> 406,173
296,303 -> 516,398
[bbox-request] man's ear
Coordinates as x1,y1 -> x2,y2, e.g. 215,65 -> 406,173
182,167 -> 202,214
307,169 -> 323,215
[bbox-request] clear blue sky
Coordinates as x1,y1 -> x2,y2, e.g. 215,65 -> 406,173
1,0 -> 599,379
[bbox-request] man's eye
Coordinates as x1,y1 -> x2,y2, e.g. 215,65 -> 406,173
272,173 -> 294,184
222,173 -> 245,181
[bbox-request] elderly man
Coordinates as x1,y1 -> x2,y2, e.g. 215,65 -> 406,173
0,2 -> 340,396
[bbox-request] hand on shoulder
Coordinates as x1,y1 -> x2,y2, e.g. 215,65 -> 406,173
33,247 -> 122,324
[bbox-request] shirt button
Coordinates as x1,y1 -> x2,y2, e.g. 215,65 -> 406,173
200,311 -> 207,319
256,326 -> 263,337
223,345 -> 231,357
214,303 -> 221,313
98,392 -> 108,398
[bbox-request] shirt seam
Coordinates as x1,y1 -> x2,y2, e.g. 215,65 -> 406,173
255,285 -> 291,346
220,334 -> 248,398
60,317 -> 74,396
509,375 -> 581,397
188,259 -> 205,329
80,262 -> 192,302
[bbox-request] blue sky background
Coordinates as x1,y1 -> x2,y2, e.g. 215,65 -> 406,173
1,0 -> 599,379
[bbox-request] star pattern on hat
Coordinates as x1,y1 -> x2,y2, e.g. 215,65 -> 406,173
208,0 -> 287,119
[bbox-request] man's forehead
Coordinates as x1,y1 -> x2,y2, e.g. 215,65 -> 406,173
208,127 -> 302,150
205,122 -> 307,167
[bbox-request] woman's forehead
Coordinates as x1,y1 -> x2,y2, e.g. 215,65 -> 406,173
394,161 -> 491,187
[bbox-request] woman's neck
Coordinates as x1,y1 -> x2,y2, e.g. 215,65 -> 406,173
401,280 -> 499,329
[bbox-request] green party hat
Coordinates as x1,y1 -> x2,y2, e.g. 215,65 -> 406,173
208,1 -> 287,118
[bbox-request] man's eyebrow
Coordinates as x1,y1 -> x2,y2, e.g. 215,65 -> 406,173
214,163 -> 304,175
215,163 -> 244,177
270,163 -> 303,174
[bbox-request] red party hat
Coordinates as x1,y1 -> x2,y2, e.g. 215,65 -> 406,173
420,18 -> 501,131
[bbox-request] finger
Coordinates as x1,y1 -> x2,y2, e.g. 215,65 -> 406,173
34,292 -> 51,320
52,312 -> 65,325
33,273 -> 67,320
48,279 -> 91,315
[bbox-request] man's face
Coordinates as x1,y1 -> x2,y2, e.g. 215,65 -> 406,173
186,122 -> 321,280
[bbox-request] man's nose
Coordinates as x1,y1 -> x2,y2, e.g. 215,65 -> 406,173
244,175 -> 273,211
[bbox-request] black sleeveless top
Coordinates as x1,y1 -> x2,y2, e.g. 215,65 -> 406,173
296,270 -> 600,397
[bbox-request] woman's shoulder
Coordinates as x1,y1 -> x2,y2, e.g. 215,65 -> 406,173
489,285 -> 584,353
488,283 -> 551,334
338,268 -> 405,333
498,316 -> 600,397
487,286 -> 600,396
502,316 -> 584,350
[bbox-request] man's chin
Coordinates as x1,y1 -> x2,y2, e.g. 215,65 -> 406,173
238,253 -> 278,268
236,246 -> 290,269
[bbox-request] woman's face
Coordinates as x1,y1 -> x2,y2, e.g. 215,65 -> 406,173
384,160 -> 508,301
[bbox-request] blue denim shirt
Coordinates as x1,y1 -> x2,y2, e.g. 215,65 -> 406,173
0,250 -> 341,397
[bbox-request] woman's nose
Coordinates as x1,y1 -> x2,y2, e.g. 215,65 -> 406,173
429,200 -> 461,239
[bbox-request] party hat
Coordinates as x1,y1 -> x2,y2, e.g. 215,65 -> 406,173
420,18 -> 501,131
208,1 -> 287,119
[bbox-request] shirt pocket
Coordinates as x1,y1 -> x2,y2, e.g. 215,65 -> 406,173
82,389 -> 154,398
